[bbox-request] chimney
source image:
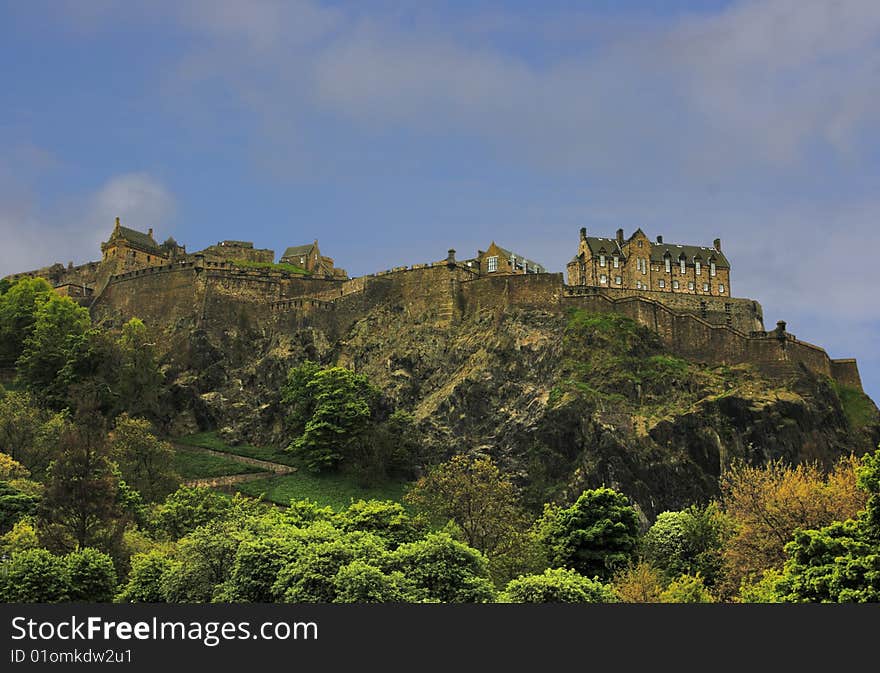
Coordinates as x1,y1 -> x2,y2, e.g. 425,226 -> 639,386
657,235 -> 663,244
579,227 -> 587,241
616,228 -> 624,245
714,238 -> 722,252
447,249 -> 456,265
148,228 -> 153,237
115,217 -> 121,231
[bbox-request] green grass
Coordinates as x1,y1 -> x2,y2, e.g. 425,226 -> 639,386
173,446 -> 264,479
833,382 -> 877,430
177,431 -> 299,467
235,471 -> 411,510
231,260 -> 309,275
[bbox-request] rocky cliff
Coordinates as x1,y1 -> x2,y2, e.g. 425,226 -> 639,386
148,298 -> 880,519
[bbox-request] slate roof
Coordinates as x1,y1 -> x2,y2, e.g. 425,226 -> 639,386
281,244 -> 316,259
490,244 -> 545,272
649,243 -> 730,268
111,226 -> 162,254
583,236 -> 625,259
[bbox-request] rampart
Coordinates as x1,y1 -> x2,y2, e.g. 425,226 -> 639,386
89,260 -> 863,392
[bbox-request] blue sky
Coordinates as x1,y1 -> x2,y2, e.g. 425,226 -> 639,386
1,0 -> 879,404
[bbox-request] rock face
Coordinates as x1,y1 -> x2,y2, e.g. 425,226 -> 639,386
151,303 -> 879,518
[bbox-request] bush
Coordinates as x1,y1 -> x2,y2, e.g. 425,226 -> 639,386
66,547 -> 117,602
500,568 -> 616,603
0,548 -> 69,603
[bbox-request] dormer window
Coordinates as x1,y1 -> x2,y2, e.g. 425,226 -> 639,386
664,255 -> 671,273
695,260 -> 702,276
599,254 -> 606,267
613,255 -> 619,268
710,261 -> 716,277
680,258 -> 686,274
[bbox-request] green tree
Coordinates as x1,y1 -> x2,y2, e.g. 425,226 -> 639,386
500,567 -> 617,603
775,449 -> 880,603
110,415 -> 179,502
0,391 -> 67,477
0,518 -> 40,556
38,420 -> 129,554
116,318 -> 162,419
283,364 -> 379,472
0,548 -> 70,603
220,536 -> 302,603
611,561 -> 666,603
332,560 -> 411,603
538,487 -> 640,581
152,486 -> 233,540
386,532 -> 496,603
66,547 -> 117,602
738,569 -> 784,603
0,277 -> 54,367
642,504 -> 729,588
117,550 -> 174,603
336,499 -> 425,548
659,573 -> 715,603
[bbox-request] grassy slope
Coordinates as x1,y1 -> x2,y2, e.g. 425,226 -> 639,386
177,431 -> 299,467
173,445 -> 264,479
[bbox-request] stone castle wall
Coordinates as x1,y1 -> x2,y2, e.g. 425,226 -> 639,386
89,260 -> 864,391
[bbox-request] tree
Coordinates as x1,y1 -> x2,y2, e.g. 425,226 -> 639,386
0,277 -> 54,367
611,561 -> 666,603
66,547 -> 117,602
16,294 -> 91,408
336,499 -> 426,548
538,487 -> 640,581
659,573 -> 715,603
110,415 -> 179,502
332,560 -> 411,603
117,550 -> 174,603
116,318 -> 162,419
283,364 -> 379,472
0,548 -> 69,603
38,420 -> 129,554
642,503 -> 729,588
720,456 -> 867,595
0,518 -> 40,556
500,568 -> 616,603
152,486 -> 233,540
221,536 -> 303,603
0,391 -> 66,477
386,532 -> 496,603
775,449 -> 880,603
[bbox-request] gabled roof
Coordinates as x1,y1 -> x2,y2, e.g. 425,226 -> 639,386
281,243 -> 316,259
108,225 -> 162,255
488,243 -> 545,272
583,236 -> 625,259
649,243 -> 730,268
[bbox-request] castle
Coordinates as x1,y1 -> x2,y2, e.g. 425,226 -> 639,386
3,219 -> 864,392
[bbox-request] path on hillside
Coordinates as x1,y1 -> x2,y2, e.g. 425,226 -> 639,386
174,443 -> 296,489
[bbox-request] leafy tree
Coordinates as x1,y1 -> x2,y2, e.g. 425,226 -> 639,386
354,409 -> 422,483
738,569 -> 784,603
0,277 -> 11,296
538,487 -> 640,581
611,561 -> 666,603
0,277 -> 54,367
659,573 -> 715,603
336,499 -> 425,548
38,420 -> 129,554
774,449 -> 880,603
332,560 -> 411,603
109,415 -> 179,502
0,480 -> 39,533
152,486 -> 233,540
386,532 -> 496,603
117,550 -> 174,603
282,360 -> 322,435
221,536 -> 303,603
283,364 -> 379,472
0,391 -> 66,477
0,517 -> 40,555
642,503 -> 729,588
500,567 -> 616,603
720,456 -> 866,595
116,319 -> 162,419
16,294 -> 91,408
0,548 -> 69,603
66,547 -> 117,602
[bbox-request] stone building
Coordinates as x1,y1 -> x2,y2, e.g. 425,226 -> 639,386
567,228 -> 731,297
280,239 -> 347,279
199,240 -> 274,265
476,242 -> 546,276
100,218 -> 177,274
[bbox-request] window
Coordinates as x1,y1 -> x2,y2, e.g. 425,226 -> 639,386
673,280 -> 680,289
488,256 -> 498,272
613,255 -> 619,268
703,283 -> 709,292
665,257 -> 671,273
659,279 -> 666,289
710,261 -> 716,277
642,259 -> 647,274
638,240 -> 643,248
695,261 -> 701,275
599,254 -> 606,267
615,276 -> 622,285
680,259 -> 686,274
688,281 -> 695,291
300,256 -> 305,265
719,284 -> 725,294
636,280 -> 642,289
600,274 -> 607,284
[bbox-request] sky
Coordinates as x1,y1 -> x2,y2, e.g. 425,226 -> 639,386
1,0 -> 879,403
